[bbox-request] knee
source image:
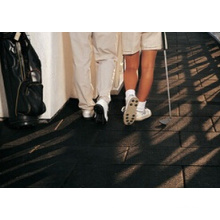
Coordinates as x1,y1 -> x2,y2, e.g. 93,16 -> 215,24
125,63 -> 139,72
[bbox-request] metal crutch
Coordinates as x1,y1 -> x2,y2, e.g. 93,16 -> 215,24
159,32 -> 172,125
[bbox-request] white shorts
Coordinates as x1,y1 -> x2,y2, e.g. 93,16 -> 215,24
122,32 -> 163,55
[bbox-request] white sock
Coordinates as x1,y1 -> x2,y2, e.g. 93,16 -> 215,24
137,101 -> 146,112
125,89 -> 136,100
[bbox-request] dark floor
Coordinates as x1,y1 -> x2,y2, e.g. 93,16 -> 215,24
0,32 -> 220,188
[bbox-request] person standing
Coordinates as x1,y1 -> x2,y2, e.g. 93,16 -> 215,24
122,32 -> 163,125
69,32 -> 117,124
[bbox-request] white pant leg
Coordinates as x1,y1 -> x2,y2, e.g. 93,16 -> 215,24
93,32 -> 117,103
69,32 -> 95,110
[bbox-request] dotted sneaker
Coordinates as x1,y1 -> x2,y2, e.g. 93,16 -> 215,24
135,108 -> 152,121
122,95 -> 139,125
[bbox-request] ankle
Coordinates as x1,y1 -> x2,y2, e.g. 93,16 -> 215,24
125,89 -> 136,99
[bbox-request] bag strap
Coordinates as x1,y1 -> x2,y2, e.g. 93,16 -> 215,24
0,32 -> 29,42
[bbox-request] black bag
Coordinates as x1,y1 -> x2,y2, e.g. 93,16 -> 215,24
0,32 -> 46,128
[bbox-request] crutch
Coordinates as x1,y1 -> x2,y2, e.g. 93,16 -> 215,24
159,32 -> 172,125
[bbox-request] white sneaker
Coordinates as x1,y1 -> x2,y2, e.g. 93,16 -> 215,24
122,95 -> 139,125
135,108 -> 152,121
94,99 -> 109,124
82,109 -> 94,119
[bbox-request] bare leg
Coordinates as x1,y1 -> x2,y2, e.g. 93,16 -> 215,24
124,52 -> 140,91
123,52 -> 139,125
137,50 -> 157,102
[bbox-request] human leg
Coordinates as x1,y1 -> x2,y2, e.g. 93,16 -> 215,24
134,32 -> 162,121
93,32 -> 117,104
93,32 -> 117,123
137,50 -> 157,102
69,32 -> 95,118
121,32 -> 142,125
135,50 -> 157,120
123,52 -> 140,91
122,52 -> 140,125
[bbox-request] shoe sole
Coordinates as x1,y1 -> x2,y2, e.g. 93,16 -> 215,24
123,97 -> 139,125
94,104 -> 107,124
82,116 -> 94,120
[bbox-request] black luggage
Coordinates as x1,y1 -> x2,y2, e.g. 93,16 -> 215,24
0,32 -> 46,128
